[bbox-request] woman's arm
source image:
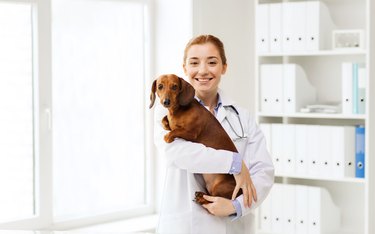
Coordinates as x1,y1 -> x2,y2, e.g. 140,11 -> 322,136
153,103 -> 235,174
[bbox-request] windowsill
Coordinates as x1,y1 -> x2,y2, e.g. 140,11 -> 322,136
69,214 -> 158,233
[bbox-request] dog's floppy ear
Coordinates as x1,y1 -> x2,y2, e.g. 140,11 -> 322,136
178,77 -> 195,106
149,79 -> 157,109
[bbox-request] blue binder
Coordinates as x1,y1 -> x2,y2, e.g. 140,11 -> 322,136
355,126 -> 365,178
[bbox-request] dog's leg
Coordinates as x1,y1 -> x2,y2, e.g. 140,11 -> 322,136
164,128 -> 199,143
161,115 -> 171,130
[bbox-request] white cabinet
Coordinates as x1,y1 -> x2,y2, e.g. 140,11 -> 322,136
255,0 -> 375,233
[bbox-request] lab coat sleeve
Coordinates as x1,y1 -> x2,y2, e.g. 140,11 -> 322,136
233,112 -> 274,218
153,103 -> 235,174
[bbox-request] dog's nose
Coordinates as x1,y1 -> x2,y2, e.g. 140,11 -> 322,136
163,99 -> 170,106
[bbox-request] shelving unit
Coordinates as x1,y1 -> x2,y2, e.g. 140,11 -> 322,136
255,0 -> 374,233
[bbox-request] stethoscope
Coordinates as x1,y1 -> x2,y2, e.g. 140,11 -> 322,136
223,105 -> 247,141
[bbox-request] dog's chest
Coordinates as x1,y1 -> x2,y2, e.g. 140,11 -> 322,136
167,109 -> 200,130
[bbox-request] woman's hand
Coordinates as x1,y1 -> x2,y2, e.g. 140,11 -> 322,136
202,195 -> 236,217
232,161 -> 257,208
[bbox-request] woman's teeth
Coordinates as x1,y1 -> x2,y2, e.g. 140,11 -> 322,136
195,78 -> 213,81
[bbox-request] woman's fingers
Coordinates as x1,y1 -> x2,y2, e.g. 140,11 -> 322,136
242,186 -> 249,208
232,185 -> 240,200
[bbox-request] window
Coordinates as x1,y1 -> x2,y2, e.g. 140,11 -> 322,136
0,0 -> 152,229
0,1 -> 35,222
52,0 -> 150,220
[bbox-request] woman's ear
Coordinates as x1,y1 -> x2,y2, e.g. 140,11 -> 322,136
222,63 -> 227,75
178,77 -> 195,106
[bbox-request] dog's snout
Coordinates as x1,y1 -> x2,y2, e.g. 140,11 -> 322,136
163,99 -> 171,106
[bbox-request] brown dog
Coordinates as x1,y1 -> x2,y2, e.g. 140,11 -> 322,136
149,74 -> 241,205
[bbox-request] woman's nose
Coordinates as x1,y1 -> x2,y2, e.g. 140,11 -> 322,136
198,63 -> 209,75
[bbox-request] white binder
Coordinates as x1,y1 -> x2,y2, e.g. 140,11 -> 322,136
269,3 -> 283,53
259,123 -> 272,153
283,64 -> 316,113
259,190 -> 272,232
319,125 -> 333,177
357,66 -> 366,114
260,64 -> 283,113
307,125 -> 320,176
271,124 -> 284,175
295,124 -> 308,175
305,1 -> 335,51
282,124 -> 296,174
295,185 -> 309,234
256,4 -> 270,54
342,62 -> 353,114
283,184 -> 296,234
271,184 -> 284,233
331,126 -> 355,178
308,186 -> 340,234
282,2 -> 307,52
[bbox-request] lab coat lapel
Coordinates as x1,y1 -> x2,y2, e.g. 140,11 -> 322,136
216,89 -> 235,124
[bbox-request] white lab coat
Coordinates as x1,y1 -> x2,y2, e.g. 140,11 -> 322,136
153,90 -> 274,234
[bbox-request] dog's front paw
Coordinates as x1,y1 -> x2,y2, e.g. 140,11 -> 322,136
194,191 -> 210,205
164,133 -> 175,143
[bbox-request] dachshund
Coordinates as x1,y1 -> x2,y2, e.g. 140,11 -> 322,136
149,74 -> 242,205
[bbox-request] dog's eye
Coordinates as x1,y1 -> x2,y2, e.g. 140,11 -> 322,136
158,84 -> 163,90
171,84 -> 178,90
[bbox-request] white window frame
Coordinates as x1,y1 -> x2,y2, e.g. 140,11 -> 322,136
0,0 -> 154,230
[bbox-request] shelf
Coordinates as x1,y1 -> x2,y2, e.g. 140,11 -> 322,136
275,174 -> 365,184
258,49 -> 367,57
257,112 -> 366,120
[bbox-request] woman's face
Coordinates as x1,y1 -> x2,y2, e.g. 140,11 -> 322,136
183,42 -> 227,96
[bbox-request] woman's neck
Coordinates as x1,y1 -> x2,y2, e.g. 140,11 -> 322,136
197,91 -> 219,113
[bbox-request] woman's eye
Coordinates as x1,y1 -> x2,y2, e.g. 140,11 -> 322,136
158,84 -> 163,90
208,61 -> 217,65
189,62 -> 198,65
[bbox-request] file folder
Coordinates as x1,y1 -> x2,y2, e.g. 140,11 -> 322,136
352,63 -> 359,114
259,123 -> 272,154
256,4 -> 270,54
260,64 -> 283,113
319,125 -> 333,177
331,126 -> 355,178
271,184 -> 284,233
305,1 -> 335,51
308,186 -> 340,234
269,3 -> 283,53
282,124 -> 295,174
259,190 -> 272,232
283,184 -> 296,233
355,126 -> 365,178
283,64 -> 316,113
342,62 -> 353,114
295,185 -> 309,234
357,66 -> 366,114
271,124 -> 284,175
306,125 -> 320,176
295,124 -> 308,175
282,2 -> 306,52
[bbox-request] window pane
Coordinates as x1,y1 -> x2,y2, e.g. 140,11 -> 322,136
52,0 -> 146,218
0,2 -> 35,221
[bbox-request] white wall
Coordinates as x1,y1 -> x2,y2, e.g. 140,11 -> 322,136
192,0 -> 256,111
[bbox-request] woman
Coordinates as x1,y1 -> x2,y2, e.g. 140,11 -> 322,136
154,34 -> 274,234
